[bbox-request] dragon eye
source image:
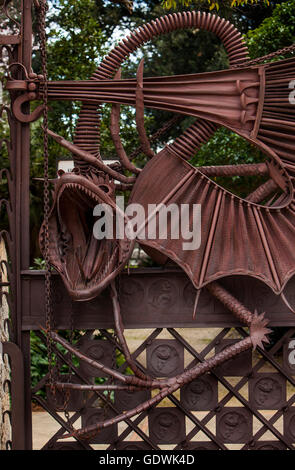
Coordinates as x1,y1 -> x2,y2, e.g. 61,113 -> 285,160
98,184 -> 110,193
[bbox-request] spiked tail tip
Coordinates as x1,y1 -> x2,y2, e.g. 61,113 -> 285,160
250,310 -> 272,350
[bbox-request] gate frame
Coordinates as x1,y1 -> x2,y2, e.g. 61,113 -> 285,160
1,0 -> 295,450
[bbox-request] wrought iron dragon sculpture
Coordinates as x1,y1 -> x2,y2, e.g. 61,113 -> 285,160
7,8 -> 295,439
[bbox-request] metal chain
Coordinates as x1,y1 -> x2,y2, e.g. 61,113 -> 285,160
102,282 -> 120,417
62,308 -> 75,430
234,43 -> 295,68
36,0 -> 56,399
111,279 -> 120,393
114,274 -> 121,374
128,115 -> 181,161
102,325 -> 116,417
37,2 -> 75,432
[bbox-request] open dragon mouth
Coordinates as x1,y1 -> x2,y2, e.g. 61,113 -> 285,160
40,172 -> 133,301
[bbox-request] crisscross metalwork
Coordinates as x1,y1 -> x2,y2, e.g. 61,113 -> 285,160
25,323 -> 295,450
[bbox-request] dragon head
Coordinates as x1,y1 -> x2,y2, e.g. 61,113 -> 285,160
40,169 -> 133,301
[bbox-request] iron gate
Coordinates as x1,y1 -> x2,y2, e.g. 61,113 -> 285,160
21,270 -> 295,450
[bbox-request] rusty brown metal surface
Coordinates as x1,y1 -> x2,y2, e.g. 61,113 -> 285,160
19,270 -> 295,330
3,1 -> 295,450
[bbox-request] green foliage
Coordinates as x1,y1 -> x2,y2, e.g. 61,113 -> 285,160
190,127 -> 265,197
30,330 -> 86,396
45,0 -> 106,80
185,0 -> 295,180
193,128 -> 261,167
162,0 -> 270,11
246,0 -> 295,57
30,331 -> 49,394
30,329 -> 131,395
29,257 -> 46,270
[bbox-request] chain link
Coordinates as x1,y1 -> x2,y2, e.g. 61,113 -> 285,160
102,282 -> 120,416
63,307 -> 75,430
36,0 -> 55,396
233,43 -> 295,68
37,1 -> 74,431
129,115 -> 180,161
